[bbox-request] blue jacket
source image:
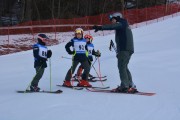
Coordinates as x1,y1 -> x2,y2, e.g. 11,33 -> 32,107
33,43 -> 47,68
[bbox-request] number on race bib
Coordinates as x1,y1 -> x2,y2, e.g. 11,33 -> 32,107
42,51 -> 47,57
89,50 -> 92,54
79,45 -> 85,50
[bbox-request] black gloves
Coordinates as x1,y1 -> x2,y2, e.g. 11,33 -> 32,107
95,50 -> 101,57
92,25 -> 102,32
47,50 -> 52,58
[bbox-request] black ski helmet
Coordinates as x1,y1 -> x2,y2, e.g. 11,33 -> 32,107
109,12 -> 123,22
37,33 -> 49,44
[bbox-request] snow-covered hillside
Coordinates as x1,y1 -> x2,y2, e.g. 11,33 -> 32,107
0,16 -> 180,120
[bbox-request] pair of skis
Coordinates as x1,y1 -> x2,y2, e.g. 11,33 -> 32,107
17,89 -> 63,94
56,85 -> 110,90
72,75 -> 107,82
88,76 -> 107,82
85,88 -> 155,96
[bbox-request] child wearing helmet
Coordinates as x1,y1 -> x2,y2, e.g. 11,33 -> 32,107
63,28 -> 92,87
75,34 -> 101,80
30,34 -> 52,92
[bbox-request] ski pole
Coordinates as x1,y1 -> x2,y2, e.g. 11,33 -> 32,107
97,56 -> 103,86
88,58 -> 104,86
49,58 -> 52,92
110,40 -> 117,53
91,64 -> 99,78
61,56 -> 72,60
109,40 -> 112,51
89,57 -> 97,70
92,57 -> 97,67
70,59 -> 74,86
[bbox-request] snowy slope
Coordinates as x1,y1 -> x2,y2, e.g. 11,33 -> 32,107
0,16 -> 180,120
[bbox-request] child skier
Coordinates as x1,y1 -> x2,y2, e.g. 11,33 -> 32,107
76,34 -> 101,80
30,34 -> 52,92
63,28 -> 91,87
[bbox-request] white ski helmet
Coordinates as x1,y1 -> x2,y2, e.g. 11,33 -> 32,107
75,28 -> 84,34
109,12 -> 123,21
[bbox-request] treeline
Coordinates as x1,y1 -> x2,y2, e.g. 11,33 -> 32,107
0,0 -> 169,24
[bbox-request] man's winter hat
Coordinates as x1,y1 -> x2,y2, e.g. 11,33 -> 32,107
75,28 -> 84,34
37,34 -> 49,43
109,12 -> 123,22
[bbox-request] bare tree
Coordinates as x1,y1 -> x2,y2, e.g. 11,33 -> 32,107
57,0 -> 61,18
51,0 -> 55,19
23,0 -> 32,21
33,0 -> 41,20
1,0 -> 171,23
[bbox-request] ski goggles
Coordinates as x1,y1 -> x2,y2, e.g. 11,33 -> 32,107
109,14 -> 113,19
38,36 -> 49,42
87,38 -> 93,43
109,14 -> 117,21
109,14 -> 113,21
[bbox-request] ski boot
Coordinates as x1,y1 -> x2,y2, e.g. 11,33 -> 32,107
63,80 -> 72,87
128,85 -> 138,93
77,80 -> 92,87
113,86 -> 129,93
30,85 -> 41,92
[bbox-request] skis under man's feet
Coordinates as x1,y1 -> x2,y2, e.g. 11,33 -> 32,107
86,88 -> 155,96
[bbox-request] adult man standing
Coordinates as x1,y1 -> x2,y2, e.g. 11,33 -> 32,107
93,12 -> 137,93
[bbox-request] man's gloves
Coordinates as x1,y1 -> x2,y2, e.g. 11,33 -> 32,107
95,50 -> 101,57
92,25 -> 102,32
47,50 -> 52,58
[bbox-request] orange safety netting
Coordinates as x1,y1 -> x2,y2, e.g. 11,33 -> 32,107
0,4 -> 179,35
